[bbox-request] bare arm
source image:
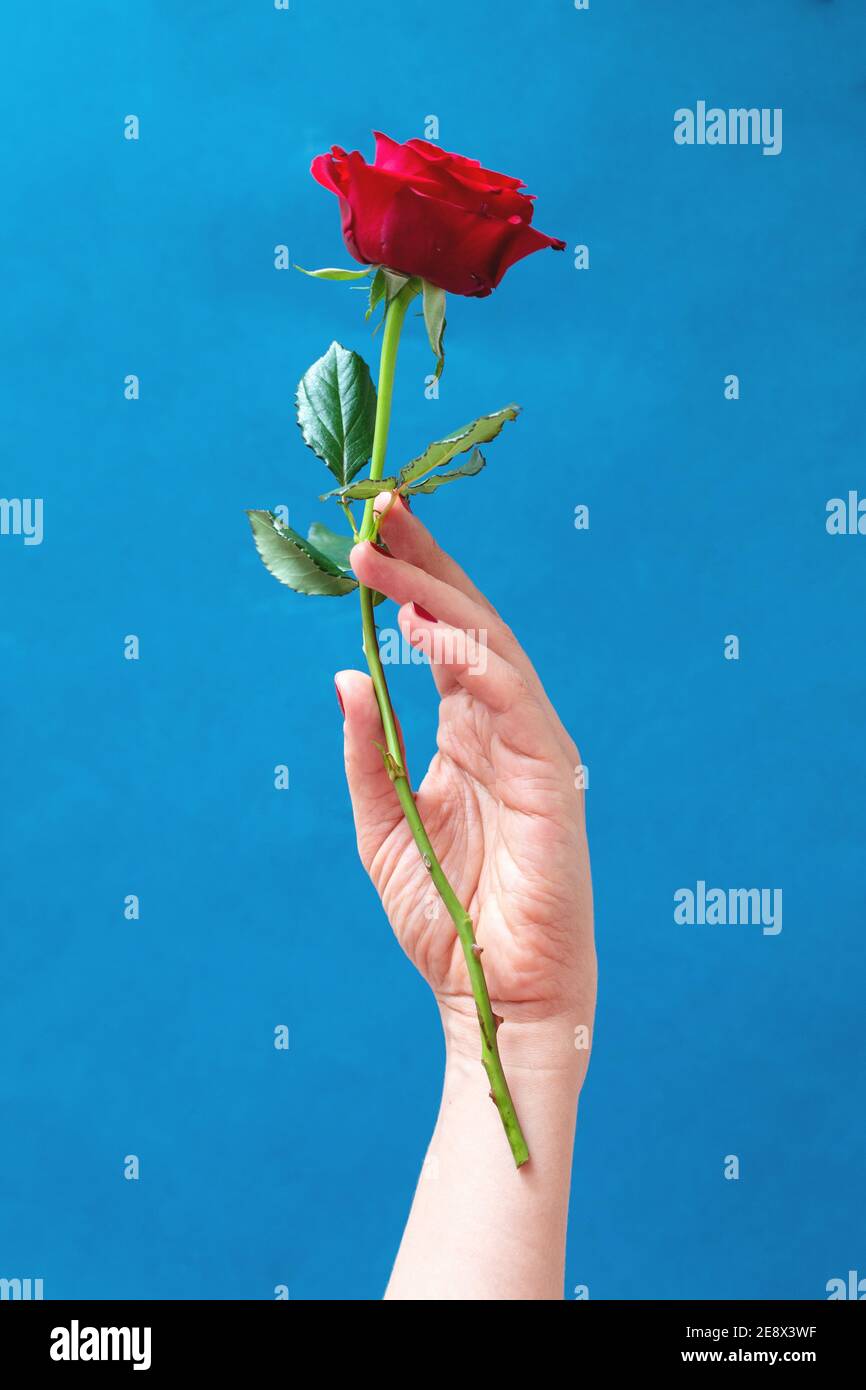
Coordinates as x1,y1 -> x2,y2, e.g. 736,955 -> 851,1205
386,1016 -> 586,1301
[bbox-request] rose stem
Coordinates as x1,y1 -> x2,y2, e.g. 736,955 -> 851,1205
355,280 -> 529,1168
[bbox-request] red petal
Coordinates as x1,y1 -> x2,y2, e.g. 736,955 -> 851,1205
310,152 -> 343,195
311,135 -> 565,296
373,131 -> 534,223
404,137 -> 526,190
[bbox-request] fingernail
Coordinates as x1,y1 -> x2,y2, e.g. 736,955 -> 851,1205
401,494 -> 412,513
371,540 -> 391,556
334,679 -> 345,716
412,602 -> 438,623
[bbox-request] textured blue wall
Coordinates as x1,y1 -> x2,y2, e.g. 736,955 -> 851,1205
1,0 -> 863,1300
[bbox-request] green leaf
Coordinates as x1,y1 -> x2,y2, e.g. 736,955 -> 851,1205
317,405 -> 517,503
296,265 -> 374,282
247,510 -> 358,596
296,342 -> 377,486
305,521 -> 354,572
381,269 -> 410,301
366,268 -> 388,321
422,281 -> 446,379
404,448 -> 486,494
304,518 -> 387,606
398,405 -> 520,487
319,476 -> 397,502
319,449 -> 487,503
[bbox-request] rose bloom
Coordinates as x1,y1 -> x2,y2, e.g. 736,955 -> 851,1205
311,131 -> 565,298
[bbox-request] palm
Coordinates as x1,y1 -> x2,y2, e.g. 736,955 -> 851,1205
367,683 -> 590,1021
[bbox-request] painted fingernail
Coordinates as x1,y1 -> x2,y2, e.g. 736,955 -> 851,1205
401,494 -> 412,513
371,540 -> 391,556
334,679 -> 345,716
412,602 -> 438,623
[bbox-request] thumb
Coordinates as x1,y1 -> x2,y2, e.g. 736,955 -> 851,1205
334,670 -> 406,873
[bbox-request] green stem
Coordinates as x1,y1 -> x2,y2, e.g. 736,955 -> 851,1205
359,283 -> 414,543
356,285 -> 529,1168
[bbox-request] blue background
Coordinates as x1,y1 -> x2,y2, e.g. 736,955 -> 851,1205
1,0 -> 864,1300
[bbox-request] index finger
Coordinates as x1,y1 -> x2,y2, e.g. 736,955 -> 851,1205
375,492 -> 498,617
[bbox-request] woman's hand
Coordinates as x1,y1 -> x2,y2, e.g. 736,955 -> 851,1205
336,494 -> 596,1072
335,494 -> 596,1299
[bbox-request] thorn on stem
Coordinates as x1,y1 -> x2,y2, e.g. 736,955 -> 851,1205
376,744 -> 405,783
471,943 -> 483,957
493,1013 -> 504,1032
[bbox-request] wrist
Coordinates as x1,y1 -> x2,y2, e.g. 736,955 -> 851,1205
389,1004 -> 586,1302
435,1003 -> 586,1215
438,1001 -> 591,1091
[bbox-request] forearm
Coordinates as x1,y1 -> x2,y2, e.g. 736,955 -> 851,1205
385,1014 -> 586,1301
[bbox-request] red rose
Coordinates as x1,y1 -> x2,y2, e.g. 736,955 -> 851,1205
311,131 -> 566,298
